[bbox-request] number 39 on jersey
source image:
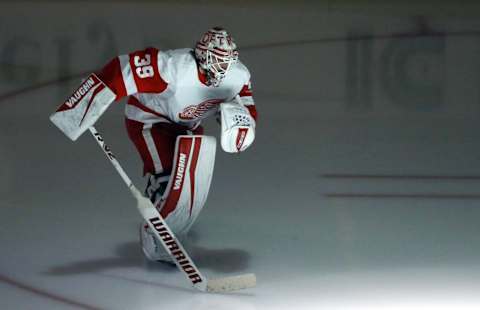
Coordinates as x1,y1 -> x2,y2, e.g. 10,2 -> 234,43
134,55 -> 154,79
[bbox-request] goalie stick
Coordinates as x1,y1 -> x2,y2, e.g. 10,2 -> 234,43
88,126 -> 256,292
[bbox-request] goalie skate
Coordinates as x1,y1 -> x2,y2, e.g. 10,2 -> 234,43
139,222 -> 174,264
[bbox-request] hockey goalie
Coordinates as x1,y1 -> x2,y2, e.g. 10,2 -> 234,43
50,27 -> 257,264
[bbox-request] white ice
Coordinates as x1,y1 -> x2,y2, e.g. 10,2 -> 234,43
1,2 -> 480,309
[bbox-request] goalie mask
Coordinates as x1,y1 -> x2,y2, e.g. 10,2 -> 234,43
195,27 -> 239,87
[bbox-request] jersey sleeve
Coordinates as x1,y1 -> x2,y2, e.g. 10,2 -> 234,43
96,47 -> 168,101
238,80 -> 257,122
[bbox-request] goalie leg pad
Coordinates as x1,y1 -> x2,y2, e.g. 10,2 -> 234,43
50,74 -> 116,141
158,135 -> 216,236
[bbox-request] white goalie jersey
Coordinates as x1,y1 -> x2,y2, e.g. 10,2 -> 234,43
50,47 -> 257,147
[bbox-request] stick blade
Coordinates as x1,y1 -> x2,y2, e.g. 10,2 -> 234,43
206,273 -> 256,293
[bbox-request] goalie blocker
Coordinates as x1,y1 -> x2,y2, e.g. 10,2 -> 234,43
49,74 -> 116,141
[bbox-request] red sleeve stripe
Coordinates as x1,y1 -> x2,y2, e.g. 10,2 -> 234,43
119,54 -> 138,95
239,84 -> 253,97
246,105 -> 257,121
96,57 -> 127,100
129,48 -> 168,94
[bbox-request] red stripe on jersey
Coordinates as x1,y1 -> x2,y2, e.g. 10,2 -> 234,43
97,57 -> 127,100
239,83 -> 253,97
129,47 -> 168,93
246,105 -> 258,121
161,137 -> 193,218
188,137 -> 202,216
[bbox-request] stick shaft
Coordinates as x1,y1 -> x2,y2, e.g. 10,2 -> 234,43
88,127 -> 135,192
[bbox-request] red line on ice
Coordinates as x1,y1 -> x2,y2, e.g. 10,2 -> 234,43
0,273 -> 102,310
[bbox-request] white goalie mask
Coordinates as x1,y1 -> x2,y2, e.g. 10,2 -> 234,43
195,27 -> 239,87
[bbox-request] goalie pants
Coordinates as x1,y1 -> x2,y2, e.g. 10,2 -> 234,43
125,118 -> 203,176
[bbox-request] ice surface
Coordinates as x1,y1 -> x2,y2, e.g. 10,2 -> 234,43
1,2 -> 480,309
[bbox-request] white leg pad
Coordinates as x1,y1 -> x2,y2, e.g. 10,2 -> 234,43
158,135 -> 216,237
